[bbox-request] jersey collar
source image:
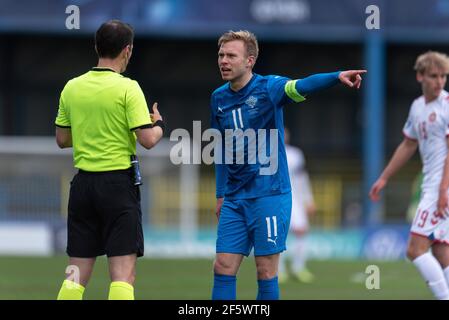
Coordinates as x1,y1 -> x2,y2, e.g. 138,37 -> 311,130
423,90 -> 448,106
91,67 -> 117,73
437,90 -> 449,104
228,73 -> 257,95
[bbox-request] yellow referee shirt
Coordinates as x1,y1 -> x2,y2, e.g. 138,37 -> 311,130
55,68 -> 152,171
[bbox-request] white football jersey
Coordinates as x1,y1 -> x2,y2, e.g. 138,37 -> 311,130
403,90 -> 449,193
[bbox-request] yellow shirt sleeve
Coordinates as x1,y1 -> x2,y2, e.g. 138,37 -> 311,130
126,80 -> 152,131
55,89 -> 71,127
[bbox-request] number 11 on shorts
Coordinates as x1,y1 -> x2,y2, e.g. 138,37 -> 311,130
266,216 -> 277,242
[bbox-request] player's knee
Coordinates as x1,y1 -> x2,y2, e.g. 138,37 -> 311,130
432,248 -> 443,262
213,258 -> 237,275
128,273 -> 136,285
256,265 -> 276,280
406,244 -> 426,261
431,245 -> 449,267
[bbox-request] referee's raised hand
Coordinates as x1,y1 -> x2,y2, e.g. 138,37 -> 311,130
150,102 -> 163,123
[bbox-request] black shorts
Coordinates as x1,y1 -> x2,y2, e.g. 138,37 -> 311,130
66,169 -> 144,258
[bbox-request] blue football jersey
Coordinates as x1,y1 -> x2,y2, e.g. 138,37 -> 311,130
210,73 -> 304,200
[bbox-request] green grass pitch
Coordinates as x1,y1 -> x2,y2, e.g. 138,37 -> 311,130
0,256 -> 433,300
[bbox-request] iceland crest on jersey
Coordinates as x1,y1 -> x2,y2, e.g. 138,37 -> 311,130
245,96 -> 258,108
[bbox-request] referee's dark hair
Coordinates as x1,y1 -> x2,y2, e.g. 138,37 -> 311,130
95,20 -> 134,59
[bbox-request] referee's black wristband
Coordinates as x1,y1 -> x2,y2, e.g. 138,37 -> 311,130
152,120 -> 165,133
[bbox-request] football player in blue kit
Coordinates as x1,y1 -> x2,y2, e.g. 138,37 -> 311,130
211,30 -> 366,300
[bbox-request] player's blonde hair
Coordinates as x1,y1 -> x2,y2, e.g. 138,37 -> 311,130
218,30 -> 259,60
414,51 -> 449,74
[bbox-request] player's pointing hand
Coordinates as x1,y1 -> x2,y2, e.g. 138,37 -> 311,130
339,70 -> 367,89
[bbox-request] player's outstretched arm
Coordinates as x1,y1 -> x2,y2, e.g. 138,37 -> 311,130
292,70 -> 367,99
369,137 -> 418,201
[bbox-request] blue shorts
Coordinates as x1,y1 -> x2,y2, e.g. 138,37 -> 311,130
216,192 -> 292,256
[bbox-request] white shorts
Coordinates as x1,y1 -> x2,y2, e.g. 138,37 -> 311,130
410,193 -> 449,244
289,199 -> 309,231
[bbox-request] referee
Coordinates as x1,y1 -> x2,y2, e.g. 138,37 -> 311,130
55,20 -> 164,300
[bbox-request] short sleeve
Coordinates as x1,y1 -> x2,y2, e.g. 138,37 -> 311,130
126,80 -> 152,131
55,88 -> 71,128
267,75 -> 305,107
403,106 -> 418,141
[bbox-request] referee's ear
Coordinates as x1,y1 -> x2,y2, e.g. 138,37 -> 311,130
125,45 -> 133,60
94,45 -> 99,56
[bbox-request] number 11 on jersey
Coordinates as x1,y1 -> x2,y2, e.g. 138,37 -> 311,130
232,108 -> 244,129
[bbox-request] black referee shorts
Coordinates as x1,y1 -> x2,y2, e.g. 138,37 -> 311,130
66,168 -> 144,258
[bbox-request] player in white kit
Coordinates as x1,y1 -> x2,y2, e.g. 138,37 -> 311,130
370,51 -> 449,300
279,128 -> 316,283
